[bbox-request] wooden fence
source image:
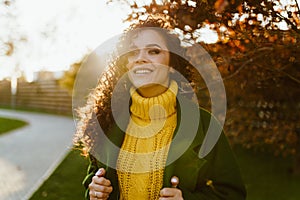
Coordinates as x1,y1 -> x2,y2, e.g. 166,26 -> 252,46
0,80 -> 72,115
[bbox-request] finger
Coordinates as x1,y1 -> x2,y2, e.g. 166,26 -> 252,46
92,176 -> 111,186
160,188 -> 174,197
159,196 -> 183,200
159,197 -> 178,200
160,188 -> 182,197
90,194 -> 109,200
93,184 -> 113,193
89,181 -> 113,193
96,168 -> 106,177
89,190 -> 110,199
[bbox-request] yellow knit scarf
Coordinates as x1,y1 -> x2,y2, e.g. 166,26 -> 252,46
117,80 -> 178,200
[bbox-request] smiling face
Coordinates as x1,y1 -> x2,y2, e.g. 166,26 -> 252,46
126,29 -> 171,97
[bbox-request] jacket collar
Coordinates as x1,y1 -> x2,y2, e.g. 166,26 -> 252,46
163,95 -> 207,188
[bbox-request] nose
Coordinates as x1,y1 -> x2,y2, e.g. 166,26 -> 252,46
127,49 -> 148,70
133,49 -> 148,64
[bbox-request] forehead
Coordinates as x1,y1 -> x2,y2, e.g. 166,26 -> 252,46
130,29 -> 168,50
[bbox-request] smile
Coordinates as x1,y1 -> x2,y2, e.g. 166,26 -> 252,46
133,68 -> 153,74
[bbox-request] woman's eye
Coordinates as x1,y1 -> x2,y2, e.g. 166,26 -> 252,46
148,48 -> 161,55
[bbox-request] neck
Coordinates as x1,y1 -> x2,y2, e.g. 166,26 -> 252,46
137,84 -> 169,98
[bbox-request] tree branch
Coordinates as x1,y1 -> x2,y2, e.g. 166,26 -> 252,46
197,47 -> 275,91
222,58 -> 253,81
276,12 -> 300,34
222,47 -> 274,81
295,0 -> 300,16
256,63 -> 300,84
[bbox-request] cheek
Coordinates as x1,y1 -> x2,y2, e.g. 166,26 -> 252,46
154,52 -> 170,66
158,67 -> 171,79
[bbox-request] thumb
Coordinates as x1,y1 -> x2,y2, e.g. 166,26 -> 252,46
95,168 -> 106,177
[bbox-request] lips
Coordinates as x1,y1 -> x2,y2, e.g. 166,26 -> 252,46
131,65 -> 155,75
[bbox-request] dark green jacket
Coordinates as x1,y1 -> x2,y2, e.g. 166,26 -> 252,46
83,99 -> 246,199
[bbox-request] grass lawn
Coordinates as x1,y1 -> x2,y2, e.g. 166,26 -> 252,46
235,146 -> 300,200
29,149 -> 89,200
29,146 -> 300,200
0,117 -> 28,135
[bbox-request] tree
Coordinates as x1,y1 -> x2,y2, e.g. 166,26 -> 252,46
110,0 -> 300,173
59,61 -> 81,93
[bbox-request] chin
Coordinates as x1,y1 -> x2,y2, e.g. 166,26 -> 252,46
133,82 -> 155,90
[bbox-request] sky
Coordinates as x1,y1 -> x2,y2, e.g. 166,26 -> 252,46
0,0 -> 130,81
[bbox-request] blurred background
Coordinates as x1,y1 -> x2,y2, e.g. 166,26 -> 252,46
0,0 -> 299,199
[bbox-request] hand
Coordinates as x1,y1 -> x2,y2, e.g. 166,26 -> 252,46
159,187 -> 184,200
89,168 -> 113,200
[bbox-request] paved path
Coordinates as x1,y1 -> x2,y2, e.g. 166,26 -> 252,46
0,109 -> 75,200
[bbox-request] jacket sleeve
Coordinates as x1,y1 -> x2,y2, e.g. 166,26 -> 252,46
181,109 -> 247,199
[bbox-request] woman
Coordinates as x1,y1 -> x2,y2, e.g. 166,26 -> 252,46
74,17 -> 246,200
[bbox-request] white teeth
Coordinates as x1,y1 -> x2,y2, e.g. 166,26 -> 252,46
134,69 -> 152,74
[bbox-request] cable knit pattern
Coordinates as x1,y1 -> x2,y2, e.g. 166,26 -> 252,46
117,81 -> 178,200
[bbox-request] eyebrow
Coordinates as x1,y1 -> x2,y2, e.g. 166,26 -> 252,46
145,44 -> 162,48
129,44 -> 162,49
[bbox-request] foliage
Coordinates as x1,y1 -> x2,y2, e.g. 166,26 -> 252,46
58,59 -> 83,93
110,0 -> 300,167
114,0 -> 300,34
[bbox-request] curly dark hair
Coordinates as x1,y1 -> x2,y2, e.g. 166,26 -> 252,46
73,16 -> 199,155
